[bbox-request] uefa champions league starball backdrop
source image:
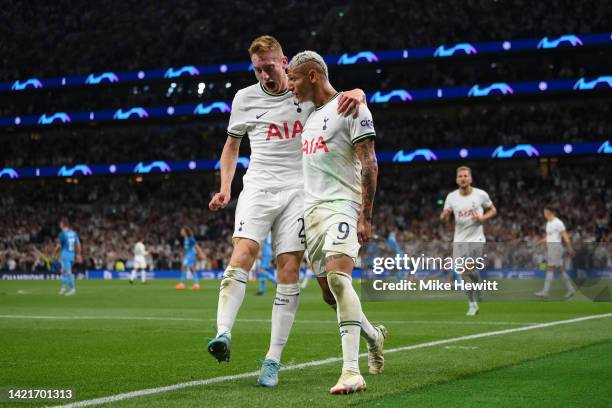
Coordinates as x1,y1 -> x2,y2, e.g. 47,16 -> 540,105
1,2 -> 611,407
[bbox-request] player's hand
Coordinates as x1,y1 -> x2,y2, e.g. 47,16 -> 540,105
567,248 -> 576,257
471,214 -> 484,222
440,210 -> 450,222
337,90 -> 364,118
76,255 -> 83,264
357,215 -> 372,245
209,192 -> 230,211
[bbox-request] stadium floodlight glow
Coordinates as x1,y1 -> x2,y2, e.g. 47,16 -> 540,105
369,90 -> 413,103
133,161 -> 172,173
468,83 -> 514,97
537,35 -> 583,49
598,141 -> 612,154
85,72 -> 119,84
113,107 -> 149,120
215,157 -> 250,170
164,66 -> 200,78
433,43 -> 478,57
573,76 -> 612,90
392,149 -> 438,163
11,78 -> 43,90
57,165 -> 93,177
337,51 -> 379,64
38,112 -> 71,125
0,168 -> 19,179
193,102 -> 231,115
491,144 -> 540,158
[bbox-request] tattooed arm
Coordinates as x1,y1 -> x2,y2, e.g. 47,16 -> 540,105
355,138 -> 378,244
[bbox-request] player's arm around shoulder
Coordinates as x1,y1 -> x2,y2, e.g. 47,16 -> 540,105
355,137 -> 378,245
337,88 -> 367,118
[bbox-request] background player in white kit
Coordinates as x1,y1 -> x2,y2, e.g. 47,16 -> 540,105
535,206 -> 576,299
440,166 -> 497,316
207,36 -> 365,387
129,235 -> 148,284
287,50 -> 387,395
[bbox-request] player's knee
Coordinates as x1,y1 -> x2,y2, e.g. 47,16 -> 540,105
230,239 -> 258,269
327,271 -> 351,296
276,252 -> 302,276
277,264 -> 299,284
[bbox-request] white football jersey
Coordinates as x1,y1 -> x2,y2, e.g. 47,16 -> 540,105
546,217 -> 566,243
302,93 -> 376,212
227,83 -> 314,191
134,242 -> 147,257
443,187 -> 493,243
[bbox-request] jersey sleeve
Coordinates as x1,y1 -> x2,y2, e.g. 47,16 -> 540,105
443,193 -> 453,212
227,91 -> 248,139
557,220 -> 566,232
481,191 -> 493,209
58,232 -> 65,246
348,104 -> 376,145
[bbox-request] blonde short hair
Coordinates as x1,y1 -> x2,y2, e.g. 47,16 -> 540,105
456,166 -> 472,175
248,35 -> 283,56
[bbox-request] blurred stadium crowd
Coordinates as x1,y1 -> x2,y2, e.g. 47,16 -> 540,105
5,0 -> 611,78
1,159 -> 610,272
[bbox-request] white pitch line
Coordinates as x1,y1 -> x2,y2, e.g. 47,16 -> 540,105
51,312 -> 612,408
0,315 -> 539,326
0,315 -> 202,322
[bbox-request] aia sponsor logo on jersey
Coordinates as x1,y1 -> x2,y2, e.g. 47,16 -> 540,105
457,209 -> 476,218
303,136 -> 330,155
266,121 -> 303,141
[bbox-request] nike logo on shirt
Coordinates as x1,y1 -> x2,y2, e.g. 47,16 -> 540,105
256,111 -> 269,119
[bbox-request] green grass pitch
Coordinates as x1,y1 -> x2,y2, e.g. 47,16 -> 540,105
0,280 -> 610,407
